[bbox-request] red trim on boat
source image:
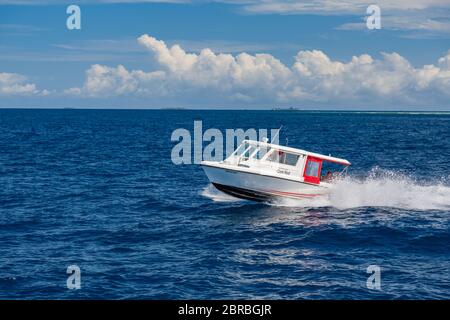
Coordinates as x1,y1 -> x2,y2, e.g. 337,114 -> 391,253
303,156 -> 322,184
268,190 -> 321,197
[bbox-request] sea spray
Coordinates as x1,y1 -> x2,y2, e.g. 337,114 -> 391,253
201,184 -> 241,202
324,168 -> 450,210
204,168 -> 450,210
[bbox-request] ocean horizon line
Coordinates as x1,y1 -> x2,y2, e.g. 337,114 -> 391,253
1,107 -> 450,113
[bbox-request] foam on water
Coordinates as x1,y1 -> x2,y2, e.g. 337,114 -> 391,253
277,168 -> 450,210
202,168 -> 450,210
201,184 -> 241,202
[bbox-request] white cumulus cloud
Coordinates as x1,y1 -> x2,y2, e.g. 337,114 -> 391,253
0,72 -> 42,95
68,34 -> 450,108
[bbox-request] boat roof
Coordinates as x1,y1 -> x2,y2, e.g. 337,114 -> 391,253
242,139 -> 351,166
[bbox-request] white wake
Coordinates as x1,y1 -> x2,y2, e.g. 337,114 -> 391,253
201,184 -> 242,202
202,168 -> 450,210
277,168 -> 450,210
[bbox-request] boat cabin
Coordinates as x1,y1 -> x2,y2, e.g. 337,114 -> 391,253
224,140 -> 350,185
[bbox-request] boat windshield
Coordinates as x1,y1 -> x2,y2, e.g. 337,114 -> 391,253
232,141 -> 271,161
253,146 -> 271,159
233,142 -> 248,157
242,145 -> 257,159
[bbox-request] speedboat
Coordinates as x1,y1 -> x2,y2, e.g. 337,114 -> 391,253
201,139 -> 350,202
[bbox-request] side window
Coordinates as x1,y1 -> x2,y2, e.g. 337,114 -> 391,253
284,153 -> 299,166
266,150 -> 299,166
305,160 -> 320,177
266,150 -> 280,163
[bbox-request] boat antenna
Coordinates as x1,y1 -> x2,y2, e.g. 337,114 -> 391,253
271,125 -> 283,144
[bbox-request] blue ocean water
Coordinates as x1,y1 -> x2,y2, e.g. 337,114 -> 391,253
0,109 -> 449,299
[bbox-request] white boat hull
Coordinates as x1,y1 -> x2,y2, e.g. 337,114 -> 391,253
201,163 -> 329,202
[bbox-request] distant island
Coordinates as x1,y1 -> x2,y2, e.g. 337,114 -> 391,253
272,107 -> 300,111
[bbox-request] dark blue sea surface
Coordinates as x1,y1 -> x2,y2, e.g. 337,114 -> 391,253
0,109 -> 449,299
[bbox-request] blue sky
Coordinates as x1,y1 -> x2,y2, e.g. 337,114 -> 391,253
1,1 -> 449,109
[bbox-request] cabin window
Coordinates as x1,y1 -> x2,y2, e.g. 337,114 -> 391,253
303,157 -> 323,184
305,160 -> 320,177
266,150 -> 299,166
284,153 -> 300,166
266,150 -> 280,163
